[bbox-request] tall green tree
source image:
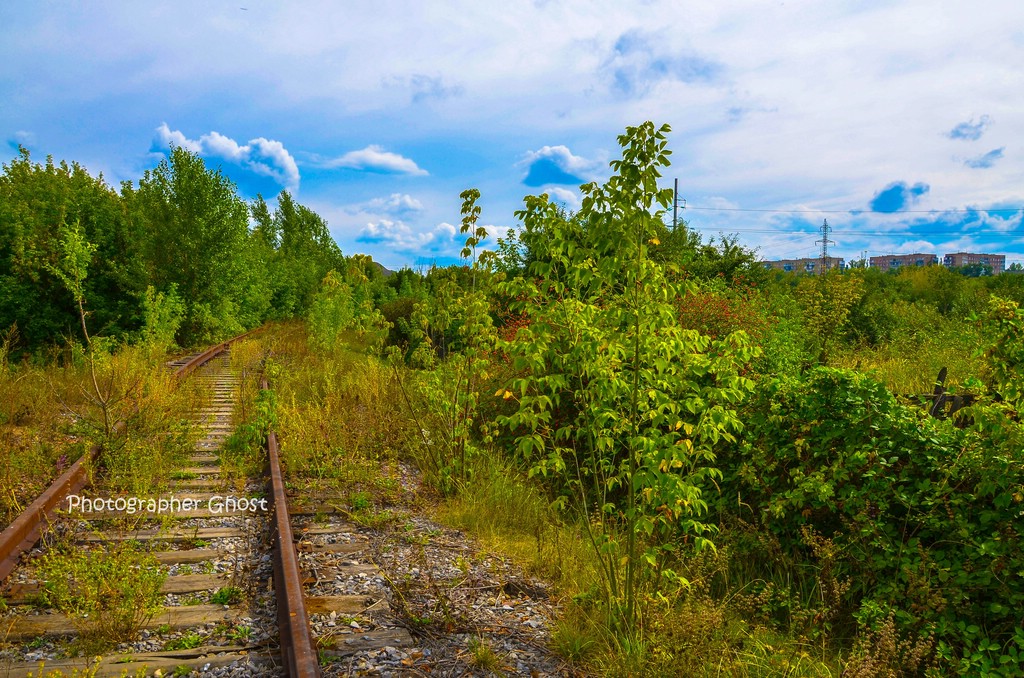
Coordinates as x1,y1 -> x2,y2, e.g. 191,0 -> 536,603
0,148 -> 143,347
130,147 -> 252,343
796,270 -> 865,360
498,122 -> 758,637
253,190 -> 345,319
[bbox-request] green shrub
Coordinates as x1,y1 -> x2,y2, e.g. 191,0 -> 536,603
307,269 -> 390,354
307,271 -> 355,352
36,543 -> 167,649
164,631 -> 203,651
210,586 -> 242,605
140,283 -> 185,355
717,367 -> 1024,673
984,296 -> 1024,410
497,122 -> 759,639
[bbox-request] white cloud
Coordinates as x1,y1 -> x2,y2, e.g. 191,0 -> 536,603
976,208 -> 1023,232
247,138 -> 299,187
156,123 -> 201,154
364,193 -> 424,213
201,130 -> 246,162
895,240 -> 938,254
357,219 -> 456,252
543,186 -> 581,208
311,145 -> 428,176
521,145 -> 595,176
519,145 -> 601,187
482,224 -> 512,241
155,124 -> 300,190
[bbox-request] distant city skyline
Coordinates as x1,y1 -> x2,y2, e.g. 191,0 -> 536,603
764,250 -> 1013,274
757,244 -> 1022,270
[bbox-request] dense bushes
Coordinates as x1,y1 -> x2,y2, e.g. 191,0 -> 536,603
716,365 -> 1024,673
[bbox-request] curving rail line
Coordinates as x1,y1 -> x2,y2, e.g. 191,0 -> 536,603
0,329 -> 258,583
0,328 -> 332,677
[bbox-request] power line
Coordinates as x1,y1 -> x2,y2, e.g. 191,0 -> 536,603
684,225 -> 1024,237
682,205 -> 1024,214
672,187 -> 1024,256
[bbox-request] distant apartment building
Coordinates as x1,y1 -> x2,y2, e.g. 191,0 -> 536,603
943,252 -> 1005,274
869,253 -> 938,272
763,257 -> 844,274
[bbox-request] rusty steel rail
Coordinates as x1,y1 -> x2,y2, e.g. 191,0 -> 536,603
0,328 -> 261,584
174,327 -> 261,379
0,446 -> 97,582
262,377 -> 321,677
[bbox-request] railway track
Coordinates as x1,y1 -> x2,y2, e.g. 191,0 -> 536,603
0,333 -> 366,676
0,331 -> 563,676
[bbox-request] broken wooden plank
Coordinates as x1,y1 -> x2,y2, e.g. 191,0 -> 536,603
152,548 -> 222,564
305,595 -> 385,615
296,542 -> 366,555
301,563 -> 379,584
320,627 -> 416,656
293,526 -> 367,538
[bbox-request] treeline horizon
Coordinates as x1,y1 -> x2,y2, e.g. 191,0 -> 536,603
5,143 -> 1024,360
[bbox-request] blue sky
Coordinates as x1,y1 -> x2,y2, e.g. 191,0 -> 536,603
2,1 -> 1023,269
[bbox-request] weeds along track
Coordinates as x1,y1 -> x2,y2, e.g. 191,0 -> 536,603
0,333 -> 429,677
260,367 -> 417,676
0,334 -> 309,676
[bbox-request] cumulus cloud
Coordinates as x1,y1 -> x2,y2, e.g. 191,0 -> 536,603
869,181 -> 930,213
357,219 -> 456,252
948,115 -> 992,141
156,124 -> 201,154
482,224 -> 512,242
309,145 -> 428,176
966,206 -> 1023,232
543,186 -> 581,208
155,123 -> 300,190
521,145 -> 595,187
365,193 -> 424,213
965,147 -> 1005,169
200,130 -> 246,161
